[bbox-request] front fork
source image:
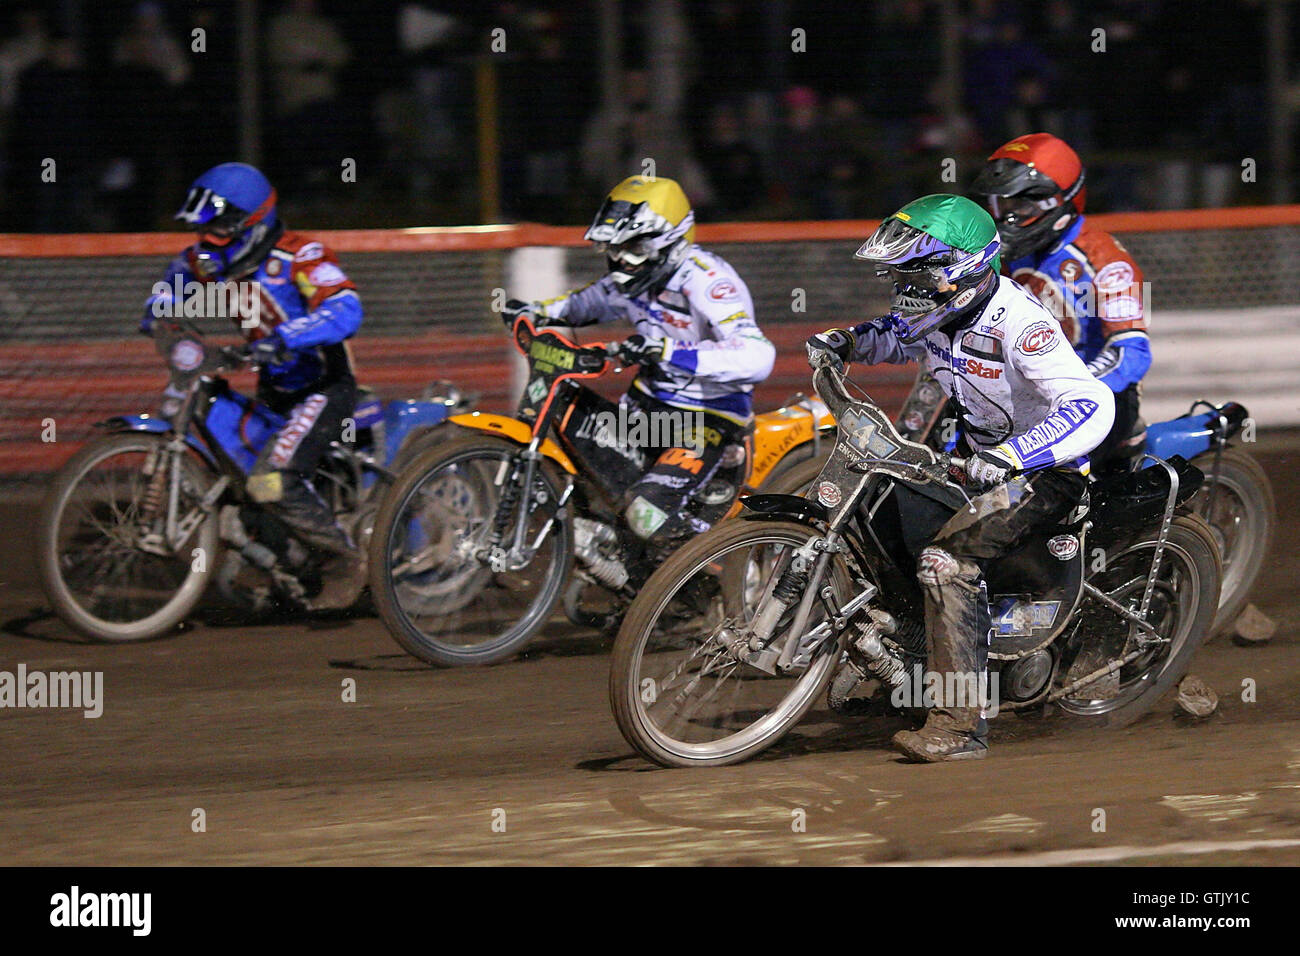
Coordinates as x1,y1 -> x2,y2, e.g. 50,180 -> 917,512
137,436 -> 227,558
483,441 -> 573,572
730,530 -> 874,674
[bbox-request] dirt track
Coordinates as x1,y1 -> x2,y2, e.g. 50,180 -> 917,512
2,437 -> 1299,866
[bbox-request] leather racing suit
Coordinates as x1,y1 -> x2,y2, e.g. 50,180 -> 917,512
533,245 -> 776,549
1004,215 -> 1150,470
142,231 -> 364,571
844,274 -> 1115,740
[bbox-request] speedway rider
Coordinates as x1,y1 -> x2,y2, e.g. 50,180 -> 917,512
972,133 -> 1150,470
141,162 -> 366,610
505,175 -> 776,572
807,194 -> 1115,762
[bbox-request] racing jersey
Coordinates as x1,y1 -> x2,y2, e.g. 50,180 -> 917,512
143,232 -> 363,395
1004,216 -> 1150,393
848,275 -> 1115,472
533,246 -> 776,424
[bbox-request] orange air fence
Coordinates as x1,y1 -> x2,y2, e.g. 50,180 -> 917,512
3,205 -> 1300,481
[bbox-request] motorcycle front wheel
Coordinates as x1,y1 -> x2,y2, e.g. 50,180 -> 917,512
368,435 -> 572,666
36,432 -> 220,642
610,518 -> 850,767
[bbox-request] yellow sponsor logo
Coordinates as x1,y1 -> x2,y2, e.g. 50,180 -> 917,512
529,340 -> 575,370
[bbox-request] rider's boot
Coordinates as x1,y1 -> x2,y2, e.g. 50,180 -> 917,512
892,546 -> 992,763
267,472 -> 367,611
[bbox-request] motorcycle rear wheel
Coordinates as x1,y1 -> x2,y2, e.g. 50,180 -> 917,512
1054,513 -> 1221,728
1193,449 -> 1275,633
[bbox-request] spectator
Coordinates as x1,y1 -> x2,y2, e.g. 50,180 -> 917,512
266,0 -> 352,188
396,2 -> 472,206
1001,70 -> 1065,145
772,85 -> 828,217
964,12 -> 1055,147
177,6 -> 239,181
112,1 -> 191,88
102,12 -> 176,230
0,6 -> 49,215
579,69 -> 655,191
821,94 -> 879,219
7,33 -> 94,231
697,101 -> 764,217
0,7 -> 48,113
499,8 -> 588,222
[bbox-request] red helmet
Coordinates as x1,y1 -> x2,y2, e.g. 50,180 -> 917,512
971,133 -> 1086,262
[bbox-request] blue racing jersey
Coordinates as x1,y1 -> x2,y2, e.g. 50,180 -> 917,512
143,232 -> 363,394
1004,216 -> 1151,394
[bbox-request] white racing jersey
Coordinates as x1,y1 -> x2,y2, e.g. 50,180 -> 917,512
849,275 -> 1115,472
534,246 -> 775,424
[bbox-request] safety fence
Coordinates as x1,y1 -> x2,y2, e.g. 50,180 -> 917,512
2,207 -> 1299,490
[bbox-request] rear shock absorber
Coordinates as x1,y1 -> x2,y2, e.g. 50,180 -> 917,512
772,564 -> 808,604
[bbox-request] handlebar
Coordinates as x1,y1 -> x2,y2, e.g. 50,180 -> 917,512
217,345 -> 255,371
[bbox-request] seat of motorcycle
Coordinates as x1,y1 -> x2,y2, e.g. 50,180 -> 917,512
1089,454 -> 1204,529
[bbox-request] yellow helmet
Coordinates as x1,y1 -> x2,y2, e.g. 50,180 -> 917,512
585,176 -> 695,296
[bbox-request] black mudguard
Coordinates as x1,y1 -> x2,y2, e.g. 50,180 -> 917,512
740,493 -> 829,523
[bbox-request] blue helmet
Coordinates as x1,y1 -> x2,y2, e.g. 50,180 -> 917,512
175,163 -> 279,279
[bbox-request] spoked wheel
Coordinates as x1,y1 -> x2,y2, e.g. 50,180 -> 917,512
610,518 -> 851,767
36,433 -> 220,641
368,435 -> 572,666
1192,449 -> 1275,632
1055,513 -> 1221,728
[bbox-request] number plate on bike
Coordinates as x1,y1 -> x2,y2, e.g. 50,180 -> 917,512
837,406 -> 901,461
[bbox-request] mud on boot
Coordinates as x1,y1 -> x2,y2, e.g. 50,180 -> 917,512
306,548 -> 367,611
892,712 -> 990,763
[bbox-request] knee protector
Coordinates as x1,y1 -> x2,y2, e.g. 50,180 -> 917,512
625,495 -> 671,542
917,546 -> 969,588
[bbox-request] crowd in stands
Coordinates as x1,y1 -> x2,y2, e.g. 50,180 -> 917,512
0,0 -> 1273,232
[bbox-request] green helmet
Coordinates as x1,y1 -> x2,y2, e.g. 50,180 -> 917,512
855,194 -> 1002,343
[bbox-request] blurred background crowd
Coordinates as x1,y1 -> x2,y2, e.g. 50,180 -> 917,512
0,0 -> 1283,232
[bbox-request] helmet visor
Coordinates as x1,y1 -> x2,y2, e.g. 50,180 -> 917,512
196,209 -> 247,246
856,218 -> 953,267
988,194 -> 1058,227
599,236 -> 658,268
177,186 -> 247,246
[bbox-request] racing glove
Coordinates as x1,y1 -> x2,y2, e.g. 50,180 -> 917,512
242,334 -> 287,366
503,298 -> 564,329
965,447 -> 1018,486
619,333 -> 667,367
806,328 -> 855,370
501,298 -> 534,322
